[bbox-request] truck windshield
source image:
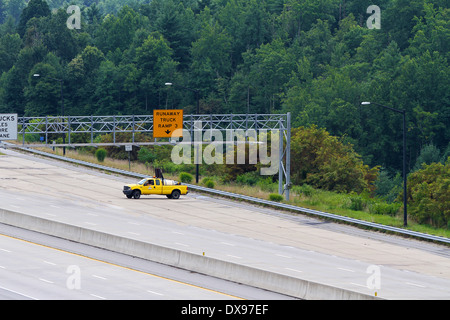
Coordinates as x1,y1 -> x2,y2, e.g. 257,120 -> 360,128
138,179 -> 147,185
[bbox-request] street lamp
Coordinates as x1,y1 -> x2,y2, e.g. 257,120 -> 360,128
34,73 -> 66,155
362,101 -> 407,226
165,82 -> 199,114
165,82 -> 200,183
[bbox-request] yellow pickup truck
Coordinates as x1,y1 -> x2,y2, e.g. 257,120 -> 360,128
123,177 -> 188,199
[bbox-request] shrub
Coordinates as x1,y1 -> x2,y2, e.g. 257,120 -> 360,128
406,160 -> 450,228
236,171 -> 259,186
160,161 -> 178,174
205,179 -> 215,188
346,195 -> 370,211
179,172 -> 193,183
369,202 -> 401,216
299,184 -> 315,197
269,193 -> 284,202
138,147 -> 156,164
290,125 -> 379,193
413,143 -> 441,171
95,148 -> 107,162
374,169 -> 402,203
256,177 -> 277,193
202,177 -> 215,188
348,197 -> 364,211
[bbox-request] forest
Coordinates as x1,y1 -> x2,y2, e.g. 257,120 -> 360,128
0,0 -> 448,228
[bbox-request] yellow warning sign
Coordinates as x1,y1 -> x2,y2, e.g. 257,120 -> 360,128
153,109 -> 183,138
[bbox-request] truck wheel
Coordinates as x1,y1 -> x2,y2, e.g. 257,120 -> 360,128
171,190 -> 181,199
166,195 -> 173,199
132,190 -> 141,199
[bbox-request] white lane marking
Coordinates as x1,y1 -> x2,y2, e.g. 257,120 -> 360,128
227,255 -> 242,259
127,232 -> 140,236
92,275 -> 107,280
39,278 -> 54,284
43,260 -> 56,266
276,254 -> 292,259
220,242 -> 235,246
285,267 -> 302,273
350,282 -> 367,288
44,213 -> 57,217
406,282 -> 426,288
0,285 -> 38,300
128,222 -> 141,226
0,248 -> 11,253
147,290 -> 164,296
175,242 -> 189,247
90,293 -> 106,299
337,267 -> 355,273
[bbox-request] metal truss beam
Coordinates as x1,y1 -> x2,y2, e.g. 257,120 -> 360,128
13,113 -> 291,199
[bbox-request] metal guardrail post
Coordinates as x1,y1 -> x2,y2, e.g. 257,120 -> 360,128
132,115 -> 135,143
68,116 -> 71,145
22,117 -> 25,146
45,116 -> 48,145
113,116 -> 116,144
279,121 -> 283,195
286,112 -> 291,201
90,115 -> 94,144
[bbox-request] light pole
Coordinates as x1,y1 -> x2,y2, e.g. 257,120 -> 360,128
362,101 -> 407,226
34,74 -> 66,155
165,82 -> 200,183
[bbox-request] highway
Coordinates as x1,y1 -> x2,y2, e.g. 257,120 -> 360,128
0,224 -> 289,300
0,147 -> 449,299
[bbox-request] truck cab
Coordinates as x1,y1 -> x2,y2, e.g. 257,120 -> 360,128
142,177 -> 163,194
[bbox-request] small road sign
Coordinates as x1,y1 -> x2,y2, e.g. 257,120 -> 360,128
0,114 -> 18,140
153,109 -> 183,138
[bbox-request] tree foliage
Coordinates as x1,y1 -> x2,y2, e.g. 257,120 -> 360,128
406,158 -> 450,228
290,125 -> 379,193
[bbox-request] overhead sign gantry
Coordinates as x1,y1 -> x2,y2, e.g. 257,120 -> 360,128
7,113 -> 291,199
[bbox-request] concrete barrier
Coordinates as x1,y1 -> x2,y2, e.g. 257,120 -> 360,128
0,208 -> 380,300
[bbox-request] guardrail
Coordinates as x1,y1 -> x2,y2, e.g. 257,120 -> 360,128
3,142 -> 449,245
